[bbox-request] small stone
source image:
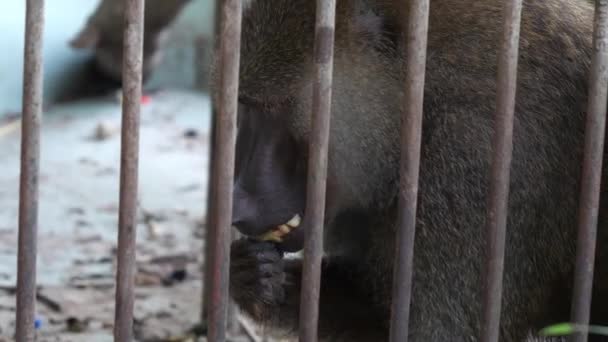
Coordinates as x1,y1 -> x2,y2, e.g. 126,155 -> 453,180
183,129 -> 200,139
93,121 -> 119,141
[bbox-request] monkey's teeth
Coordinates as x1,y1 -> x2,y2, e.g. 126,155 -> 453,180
257,217 -> 301,242
278,224 -> 291,234
258,230 -> 283,242
286,214 -> 301,228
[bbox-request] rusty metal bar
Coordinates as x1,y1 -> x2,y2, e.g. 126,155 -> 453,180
569,1 -> 608,342
388,1 -> 429,341
298,1 -> 337,341
479,0 -> 523,341
206,0 -> 242,341
113,0 -> 145,341
15,0 -> 44,341
201,113 -> 217,328
201,0 -> 222,328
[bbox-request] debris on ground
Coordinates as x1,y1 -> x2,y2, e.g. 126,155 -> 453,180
0,90 -> 292,342
92,120 -> 120,141
183,129 -> 199,139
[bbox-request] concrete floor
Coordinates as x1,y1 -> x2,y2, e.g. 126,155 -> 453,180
0,86 -> 297,341
0,89 -> 211,287
0,89 -> 217,341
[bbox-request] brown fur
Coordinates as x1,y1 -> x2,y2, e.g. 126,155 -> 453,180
217,0 -> 607,341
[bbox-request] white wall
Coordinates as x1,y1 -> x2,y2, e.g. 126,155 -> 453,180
0,0 -> 215,116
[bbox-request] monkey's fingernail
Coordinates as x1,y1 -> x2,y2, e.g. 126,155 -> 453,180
286,214 -> 301,228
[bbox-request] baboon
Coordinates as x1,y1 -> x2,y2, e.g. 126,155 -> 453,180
219,0 -> 608,341
60,0 -> 191,100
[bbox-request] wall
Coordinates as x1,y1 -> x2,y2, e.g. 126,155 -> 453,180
0,0 -> 215,117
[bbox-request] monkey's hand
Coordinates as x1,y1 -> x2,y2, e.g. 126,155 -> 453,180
229,238 -> 383,339
229,238 -> 299,328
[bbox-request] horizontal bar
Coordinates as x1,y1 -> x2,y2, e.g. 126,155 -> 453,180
15,0 -> 45,341
113,0 -> 145,341
207,0 -> 243,341
570,1 -> 608,342
388,0 -> 430,341
480,0 -> 523,341
298,1 -> 337,341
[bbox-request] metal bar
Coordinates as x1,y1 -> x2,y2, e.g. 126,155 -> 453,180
298,1 -> 337,341
200,0 -> 222,327
113,0 -> 145,340
388,1 -> 429,341
206,0 -> 242,341
569,1 -> 608,342
201,113 -> 217,327
15,0 -> 44,341
480,0 -> 523,341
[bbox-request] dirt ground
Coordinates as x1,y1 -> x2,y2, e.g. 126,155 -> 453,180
0,89 -> 288,342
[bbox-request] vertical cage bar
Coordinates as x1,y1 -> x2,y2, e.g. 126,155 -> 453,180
388,1 -> 429,341
570,1 -> 608,341
206,0 -> 242,341
298,1 -> 337,341
15,0 -> 44,341
201,0 -> 222,328
113,0 -> 145,341
479,0 -> 523,341
201,111 -> 217,327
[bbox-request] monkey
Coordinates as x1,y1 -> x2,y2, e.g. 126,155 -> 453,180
217,0 -> 608,341
70,0 -> 192,83
58,0 -> 191,101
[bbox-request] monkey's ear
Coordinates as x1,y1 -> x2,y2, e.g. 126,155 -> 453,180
69,24 -> 100,49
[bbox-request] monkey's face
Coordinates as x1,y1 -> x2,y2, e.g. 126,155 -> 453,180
215,0 -> 401,252
210,1 -> 313,252
231,103 -> 309,252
